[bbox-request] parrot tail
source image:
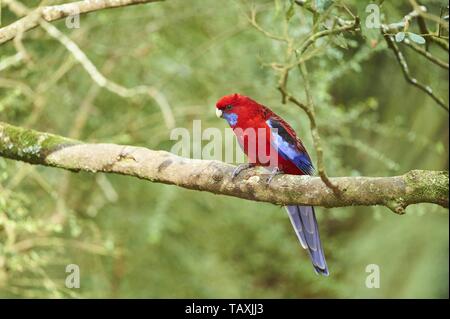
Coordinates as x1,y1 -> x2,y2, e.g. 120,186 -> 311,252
285,205 -> 329,276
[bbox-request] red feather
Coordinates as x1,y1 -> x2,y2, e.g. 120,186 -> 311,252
215,93 -> 328,276
216,93 -> 312,175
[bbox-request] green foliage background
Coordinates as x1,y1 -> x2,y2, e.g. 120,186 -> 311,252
0,0 -> 448,298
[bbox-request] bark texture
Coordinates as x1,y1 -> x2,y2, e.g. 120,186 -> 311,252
1,122 -> 448,214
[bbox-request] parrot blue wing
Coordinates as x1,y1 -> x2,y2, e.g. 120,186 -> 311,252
266,116 -> 315,175
265,114 -> 328,275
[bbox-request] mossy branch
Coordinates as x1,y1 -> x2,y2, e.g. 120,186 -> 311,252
0,122 -> 448,214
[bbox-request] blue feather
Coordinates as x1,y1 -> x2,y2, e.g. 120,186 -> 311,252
223,112 -> 238,126
266,118 -> 314,175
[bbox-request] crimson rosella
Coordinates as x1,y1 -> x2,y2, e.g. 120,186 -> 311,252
215,93 -> 329,276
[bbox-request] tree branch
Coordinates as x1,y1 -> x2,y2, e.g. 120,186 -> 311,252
1,122 -> 448,214
297,18 -> 359,55
0,0 -> 164,45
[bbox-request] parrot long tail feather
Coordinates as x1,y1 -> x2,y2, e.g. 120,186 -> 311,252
285,205 -> 329,276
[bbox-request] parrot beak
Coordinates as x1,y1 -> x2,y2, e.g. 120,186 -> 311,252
215,108 -> 223,118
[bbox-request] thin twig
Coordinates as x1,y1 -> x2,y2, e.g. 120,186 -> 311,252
402,38 -> 449,70
384,6 -> 449,52
409,0 -> 449,30
297,18 -> 360,55
298,62 -> 340,194
383,29 -> 449,112
248,8 -> 290,43
294,0 -> 354,27
0,52 -> 24,71
277,72 -> 340,194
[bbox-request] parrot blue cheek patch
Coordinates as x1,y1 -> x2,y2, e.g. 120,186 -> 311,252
223,112 -> 238,126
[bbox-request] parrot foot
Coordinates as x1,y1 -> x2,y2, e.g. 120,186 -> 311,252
266,167 -> 283,185
231,163 -> 256,179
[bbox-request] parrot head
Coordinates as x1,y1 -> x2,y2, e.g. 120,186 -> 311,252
215,93 -> 263,127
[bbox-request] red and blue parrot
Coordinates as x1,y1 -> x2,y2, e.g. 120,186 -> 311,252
215,93 -> 329,276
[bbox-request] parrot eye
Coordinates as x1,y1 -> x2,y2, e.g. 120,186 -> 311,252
225,105 -> 233,111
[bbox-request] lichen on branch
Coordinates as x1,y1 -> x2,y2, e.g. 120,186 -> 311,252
0,122 -> 448,214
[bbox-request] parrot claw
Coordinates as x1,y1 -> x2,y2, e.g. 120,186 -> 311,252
266,167 -> 283,185
231,163 -> 255,179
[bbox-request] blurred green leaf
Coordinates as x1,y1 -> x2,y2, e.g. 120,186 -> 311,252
331,34 -> 349,49
286,0 -> 295,21
395,32 -> 405,42
315,0 -> 333,13
407,32 -> 426,44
